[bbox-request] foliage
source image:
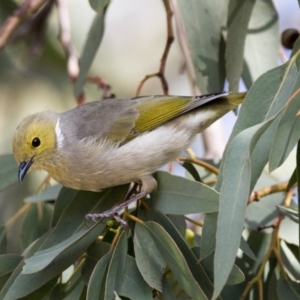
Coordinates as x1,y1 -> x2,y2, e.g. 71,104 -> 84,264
0,0 -> 300,299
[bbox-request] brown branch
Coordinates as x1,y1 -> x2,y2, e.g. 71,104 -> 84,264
177,156 -> 219,176
136,0 -> 174,96
248,181 -> 289,203
55,0 -> 79,82
0,0 -> 48,51
241,187 -> 294,299
87,76 -> 113,99
55,0 -> 112,105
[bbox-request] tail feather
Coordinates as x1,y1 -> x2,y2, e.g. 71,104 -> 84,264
227,92 -> 246,105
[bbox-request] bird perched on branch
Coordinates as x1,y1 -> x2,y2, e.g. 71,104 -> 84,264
13,91 -> 245,219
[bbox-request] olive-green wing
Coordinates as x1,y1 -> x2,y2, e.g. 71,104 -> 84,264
63,92 -> 245,143
131,91 -> 244,134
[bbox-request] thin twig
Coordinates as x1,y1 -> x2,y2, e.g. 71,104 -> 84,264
55,0 -> 79,82
136,0 -> 174,96
240,187 -> 294,299
177,156 -> 219,175
248,181 -> 289,203
87,76 -> 113,99
184,216 -> 203,227
0,0 -> 47,50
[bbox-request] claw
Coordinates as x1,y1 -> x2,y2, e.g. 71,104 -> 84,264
84,191 -> 147,227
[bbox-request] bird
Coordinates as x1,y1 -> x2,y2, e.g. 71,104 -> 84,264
12,91 -> 245,219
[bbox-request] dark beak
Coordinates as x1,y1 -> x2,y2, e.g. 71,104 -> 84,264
18,157 -> 34,182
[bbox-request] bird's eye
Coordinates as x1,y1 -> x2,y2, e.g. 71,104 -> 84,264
32,137 -> 41,148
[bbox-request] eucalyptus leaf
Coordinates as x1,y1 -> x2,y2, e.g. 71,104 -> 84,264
22,203 -> 52,249
134,222 -> 166,292
89,0 -> 110,13
214,47 -> 300,299
242,0 -> 279,88
4,220 -> 107,299
74,10 -> 107,97
0,254 -> 23,290
297,140 -> 300,256
149,211 -> 216,298
0,226 -> 7,254
177,0 -> 227,93
119,255 -> 152,300
144,221 -> 209,300
150,171 -> 219,214
269,77 -> 300,171
104,231 -> 127,299
226,0 -> 255,91
87,253 -> 110,300
277,206 -> 299,224
277,276 -> 300,299
24,185 -> 62,203
200,212 -> 218,261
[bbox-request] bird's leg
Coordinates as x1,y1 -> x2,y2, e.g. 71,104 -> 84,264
85,175 -> 157,225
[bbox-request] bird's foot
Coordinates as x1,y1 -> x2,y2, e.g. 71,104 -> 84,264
85,191 -> 147,228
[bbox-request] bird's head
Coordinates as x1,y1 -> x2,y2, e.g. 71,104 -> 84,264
12,111 -> 59,182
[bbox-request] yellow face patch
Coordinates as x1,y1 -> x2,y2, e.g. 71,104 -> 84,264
12,112 -> 57,164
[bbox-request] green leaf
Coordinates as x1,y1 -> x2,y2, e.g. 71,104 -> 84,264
226,0 -> 256,91
0,255 -> 23,290
74,10 -> 107,97
239,236 -> 256,261
24,185 -> 62,203
167,214 -> 186,238
242,0 -> 279,88
200,212 -> 218,260
89,0 -> 110,13
277,206 -> 299,224
134,223 -> 166,292
297,140 -> 300,258
22,229 -> 89,274
214,119 -> 274,299
0,231 -> 51,299
287,168 -> 297,190
4,222 -> 105,299
181,161 -> 202,182
277,277 -> 300,299
150,171 -> 219,214
87,253 -> 110,299
47,185 -> 129,249
22,203 -> 52,248
144,221 -> 208,300
119,255 -> 152,300
104,231 -> 127,298
269,78 -> 300,171
199,251 -> 245,285
2,185 -> 128,299
149,211 -> 216,298
0,154 -> 18,192
280,242 -> 300,279
51,187 -> 78,227
245,192 -> 283,229
0,226 -> 7,254
217,52 -> 300,193
176,0 -> 227,93
87,234 -> 152,300
214,48 -> 300,298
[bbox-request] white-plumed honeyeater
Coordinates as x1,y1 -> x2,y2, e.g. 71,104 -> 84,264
12,92 -> 245,217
